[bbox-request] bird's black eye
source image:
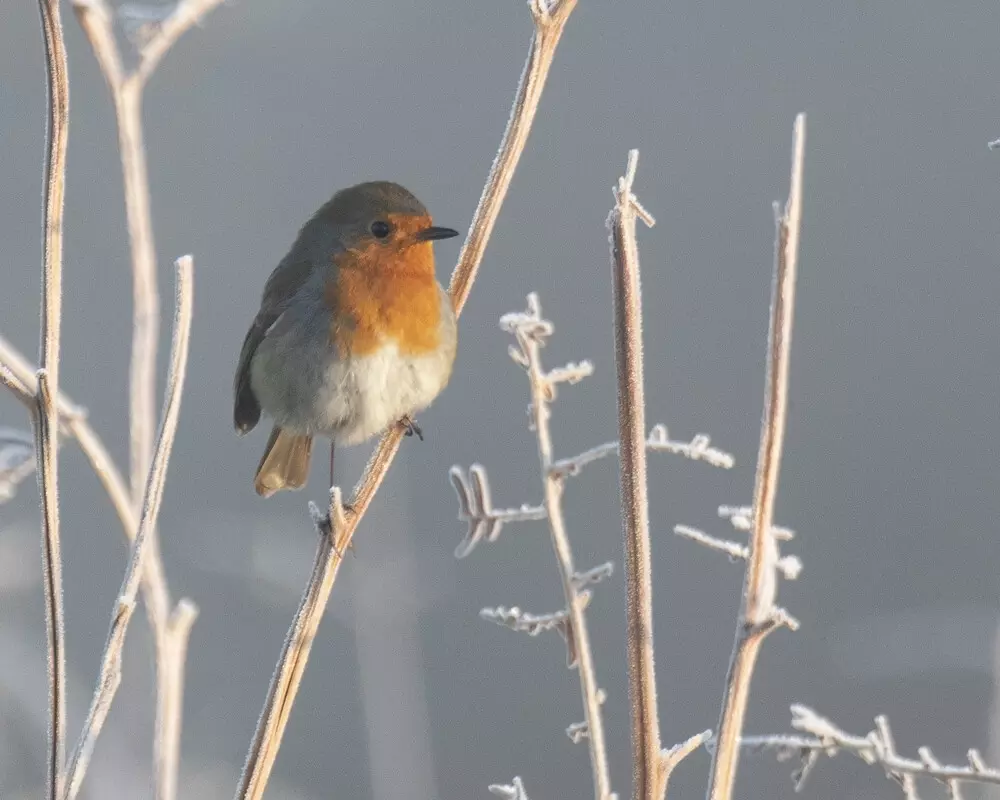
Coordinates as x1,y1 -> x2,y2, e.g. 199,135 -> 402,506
370,220 -> 391,239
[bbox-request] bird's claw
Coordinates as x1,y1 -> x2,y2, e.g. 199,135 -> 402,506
399,415 -> 424,440
316,506 -> 357,559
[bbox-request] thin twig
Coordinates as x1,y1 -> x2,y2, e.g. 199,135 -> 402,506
0,336 -> 135,536
35,1 -> 70,795
500,295 -> 614,799
71,5 -> 216,796
448,0 -> 578,315
607,150 -> 667,800
737,705 -> 1000,797
705,113 -> 807,800
62,257 -> 194,800
490,776 -> 532,800
235,3 -> 578,796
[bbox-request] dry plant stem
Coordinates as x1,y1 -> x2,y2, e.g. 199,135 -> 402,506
72,4 -> 218,796
235,3 -> 578,796
35,1 -> 70,796
62,257 -> 194,800
448,0 -> 577,313
521,304 -> 612,800
0,337 -> 135,542
705,113 -> 806,800
608,151 -> 664,800
740,705 -> 1000,797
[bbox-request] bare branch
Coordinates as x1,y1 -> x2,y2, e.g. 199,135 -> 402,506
706,113 -> 807,800
608,150 -> 666,800
661,730 -> 713,789
451,464 -> 547,558
70,6 -> 216,794
572,562 -> 614,591
739,705 -> 1000,797
0,426 -> 37,503
63,257 -> 194,800
551,424 -> 734,479
481,596 -> 589,637
673,525 -> 802,580
0,336 -> 135,535
501,294 -> 614,798
490,776 -> 532,800
448,0 -> 578,314
235,5 -> 579,796
132,0 -> 227,87
35,1 -> 71,794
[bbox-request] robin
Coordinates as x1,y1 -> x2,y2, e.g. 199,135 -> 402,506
233,181 -> 460,497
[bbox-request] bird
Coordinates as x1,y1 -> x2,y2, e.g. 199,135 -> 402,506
233,181 -> 460,497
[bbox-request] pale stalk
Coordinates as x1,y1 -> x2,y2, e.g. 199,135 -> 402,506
235,2 -> 579,796
71,4 -> 221,796
607,151 -> 664,800
705,114 -> 806,800
62,257 -> 195,800
35,1 -> 70,796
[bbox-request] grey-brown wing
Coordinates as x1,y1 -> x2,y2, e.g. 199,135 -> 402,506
233,253 -> 315,434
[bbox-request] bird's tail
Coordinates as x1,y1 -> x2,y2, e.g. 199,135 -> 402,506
254,425 -> 313,497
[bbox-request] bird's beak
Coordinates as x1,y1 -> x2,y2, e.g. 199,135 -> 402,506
415,225 -> 460,242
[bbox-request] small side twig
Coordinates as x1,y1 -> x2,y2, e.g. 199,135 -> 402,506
490,776 -> 532,800
705,113 -> 807,800
235,4 -> 579,797
450,464 -> 547,558
62,257 -> 194,800
35,1 -> 71,795
738,705 -> 1000,798
0,336 -> 134,540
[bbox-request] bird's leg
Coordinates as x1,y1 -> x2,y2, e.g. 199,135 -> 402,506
319,441 -> 356,557
398,414 -> 424,440
329,441 -> 336,488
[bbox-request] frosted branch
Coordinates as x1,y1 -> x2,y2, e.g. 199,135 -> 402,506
551,424 -> 734,479
482,593 -> 592,668
572,562 -> 614,591
674,525 -> 802,580
462,293 -> 614,798
718,505 -> 794,540
236,4 -> 579,796
481,596 -> 589,637
739,705 -> 1000,797
450,464 -> 547,558
660,729 -> 713,788
489,777 -> 531,800
706,113 -> 807,800
0,427 -> 37,503
63,257 -> 194,800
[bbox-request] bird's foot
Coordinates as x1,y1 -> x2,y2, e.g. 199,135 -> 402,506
316,505 -> 357,558
398,414 -> 424,440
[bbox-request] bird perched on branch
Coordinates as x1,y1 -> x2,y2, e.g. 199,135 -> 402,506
234,181 -> 460,497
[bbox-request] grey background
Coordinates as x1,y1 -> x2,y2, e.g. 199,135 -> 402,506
2,1 -> 1000,798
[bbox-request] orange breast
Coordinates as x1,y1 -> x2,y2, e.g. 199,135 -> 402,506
326,242 -> 442,358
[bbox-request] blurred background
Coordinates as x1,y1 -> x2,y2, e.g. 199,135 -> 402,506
3,1 -> 1000,798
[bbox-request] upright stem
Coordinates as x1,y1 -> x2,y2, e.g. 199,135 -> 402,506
71,4 -> 223,794
705,114 -> 806,800
35,1 -> 70,796
116,84 -> 160,511
522,313 -> 613,800
608,152 -> 662,800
